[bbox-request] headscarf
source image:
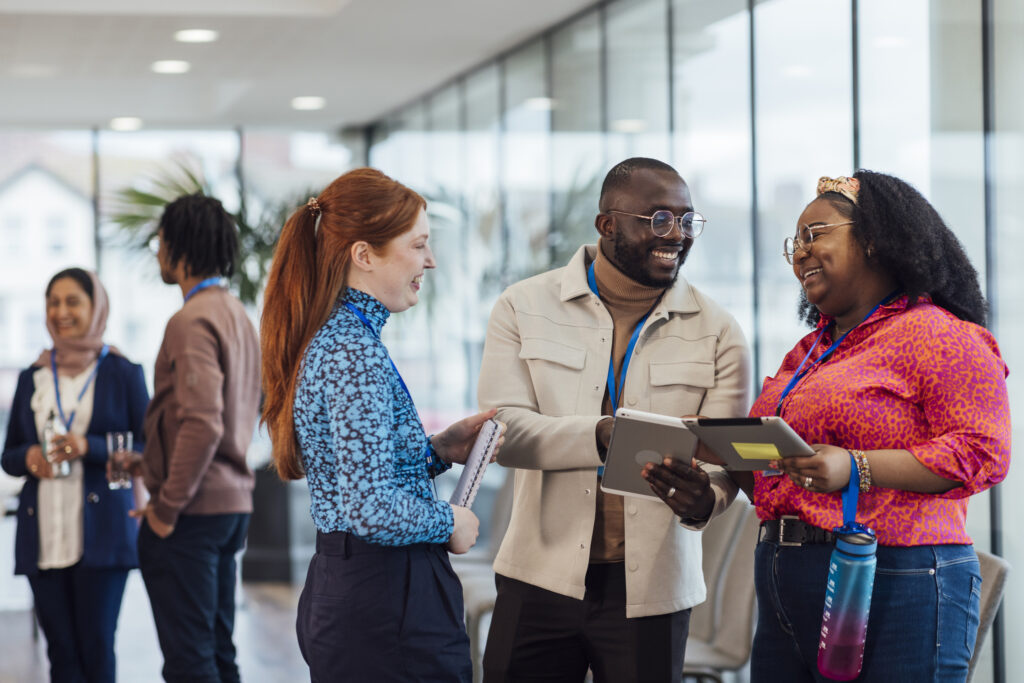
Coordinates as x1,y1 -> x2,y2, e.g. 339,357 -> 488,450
34,269 -> 121,377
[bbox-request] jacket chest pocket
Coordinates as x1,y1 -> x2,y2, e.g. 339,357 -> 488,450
519,338 -> 586,416
647,359 -> 715,416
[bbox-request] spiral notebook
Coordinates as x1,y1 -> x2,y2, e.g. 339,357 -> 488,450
449,419 -> 501,509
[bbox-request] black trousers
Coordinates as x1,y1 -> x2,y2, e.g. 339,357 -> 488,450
28,564 -> 129,683
483,563 -> 691,683
296,531 -> 472,683
138,513 -> 250,683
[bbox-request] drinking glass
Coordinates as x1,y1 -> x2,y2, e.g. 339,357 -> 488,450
106,431 -> 133,490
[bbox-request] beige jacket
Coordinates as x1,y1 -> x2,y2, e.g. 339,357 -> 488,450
478,245 -> 751,618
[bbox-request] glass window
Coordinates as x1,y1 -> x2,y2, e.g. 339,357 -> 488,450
752,0 -> 853,379
551,8 -> 605,266
672,0 -> 755,354
503,40 -> 553,281
992,0 -> 1024,677
606,0 -> 672,162
0,131 -> 95,455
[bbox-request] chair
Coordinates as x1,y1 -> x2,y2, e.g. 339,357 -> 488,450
683,501 -> 760,683
967,550 -> 1011,682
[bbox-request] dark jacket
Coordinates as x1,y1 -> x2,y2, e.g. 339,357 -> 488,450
1,353 -> 149,575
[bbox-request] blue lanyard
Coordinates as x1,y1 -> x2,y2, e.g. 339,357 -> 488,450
51,344 -> 109,431
775,291 -> 898,416
587,263 -> 659,412
184,277 -> 222,303
345,302 -> 441,471
344,302 -> 412,401
346,301 -> 438,473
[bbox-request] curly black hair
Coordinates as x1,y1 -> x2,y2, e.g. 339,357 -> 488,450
158,193 -> 238,279
797,170 -> 987,328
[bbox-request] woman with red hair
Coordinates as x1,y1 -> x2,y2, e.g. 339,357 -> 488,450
261,167 -> 500,682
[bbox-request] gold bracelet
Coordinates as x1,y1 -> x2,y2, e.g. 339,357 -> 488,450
850,449 -> 872,492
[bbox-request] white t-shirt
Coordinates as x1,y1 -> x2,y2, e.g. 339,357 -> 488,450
29,361 -> 97,570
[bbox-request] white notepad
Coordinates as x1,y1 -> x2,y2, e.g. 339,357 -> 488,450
449,419 -> 501,509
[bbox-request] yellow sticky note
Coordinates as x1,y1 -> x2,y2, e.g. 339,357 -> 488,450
732,442 -> 781,460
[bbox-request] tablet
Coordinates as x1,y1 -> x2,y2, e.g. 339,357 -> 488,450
600,408 -> 698,500
681,416 -> 813,471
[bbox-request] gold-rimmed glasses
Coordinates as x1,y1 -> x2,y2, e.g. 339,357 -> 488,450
606,209 -> 706,239
783,222 -> 853,264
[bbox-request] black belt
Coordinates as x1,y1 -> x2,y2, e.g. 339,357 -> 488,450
759,516 -> 836,546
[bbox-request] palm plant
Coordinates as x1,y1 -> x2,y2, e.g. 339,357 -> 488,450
107,160 -> 308,306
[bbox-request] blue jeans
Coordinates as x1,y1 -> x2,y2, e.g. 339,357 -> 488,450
751,540 -> 980,682
138,513 -> 250,683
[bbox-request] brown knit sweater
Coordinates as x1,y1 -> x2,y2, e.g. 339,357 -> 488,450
589,241 -> 666,563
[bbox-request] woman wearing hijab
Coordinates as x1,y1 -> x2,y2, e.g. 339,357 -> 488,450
2,267 -> 150,683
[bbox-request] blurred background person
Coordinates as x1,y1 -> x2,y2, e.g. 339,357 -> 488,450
261,168 -> 499,682
1,267 -> 149,683
127,194 -> 260,683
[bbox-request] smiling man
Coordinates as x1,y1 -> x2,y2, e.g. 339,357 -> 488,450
478,158 -> 752,682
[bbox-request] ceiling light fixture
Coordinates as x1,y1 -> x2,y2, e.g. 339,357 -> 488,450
175,29 -> 219,43
152,60 -> 191,74
524,97 -> 555,111
110,117 -> 143,132
291,96 -> 326,111
611,119 -> 648,134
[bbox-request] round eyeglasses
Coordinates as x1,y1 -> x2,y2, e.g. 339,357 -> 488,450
607,209 -> 706,239
783,221 -> 853,265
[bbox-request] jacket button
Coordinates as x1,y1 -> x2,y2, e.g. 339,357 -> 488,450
627,396 -> 638,406
584,488 -> 591,495
628,562 -> 639,572
27,507 -> 34,516
87,493 -> 99,503
628,504 -> 637,515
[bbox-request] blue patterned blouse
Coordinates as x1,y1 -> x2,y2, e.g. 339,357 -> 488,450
294,288 -> 454,546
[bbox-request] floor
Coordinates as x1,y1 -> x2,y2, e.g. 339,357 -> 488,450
0,571 -> 308,683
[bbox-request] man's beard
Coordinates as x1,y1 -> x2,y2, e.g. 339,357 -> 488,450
612,240 -> 684,288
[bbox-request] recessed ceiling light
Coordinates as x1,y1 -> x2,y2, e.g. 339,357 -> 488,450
110,117 -> 143,132
9,63 -> 58,78
874,36 -> 907,49
783,65 -> 813,79
175,29 -> 219,43
611,118 -> 647,134
152,60 -> 191,74
524,97 -> 555,111
291,96 -> 326,111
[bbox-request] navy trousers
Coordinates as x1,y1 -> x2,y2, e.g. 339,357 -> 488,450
28,564 -> 129,683
137,513 -> 250,683
296,530 -> 472,683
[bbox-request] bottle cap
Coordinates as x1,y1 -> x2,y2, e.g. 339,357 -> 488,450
833,522 -> 877,555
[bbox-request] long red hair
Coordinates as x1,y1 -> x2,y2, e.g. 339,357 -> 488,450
260,167 -> 426,480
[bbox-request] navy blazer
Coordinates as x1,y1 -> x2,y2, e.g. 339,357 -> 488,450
1,353 -> 149,575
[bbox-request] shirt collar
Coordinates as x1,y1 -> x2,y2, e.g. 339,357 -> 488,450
560,244 -> 700,315
341,287 -> 390,335
814,292 -> 925,331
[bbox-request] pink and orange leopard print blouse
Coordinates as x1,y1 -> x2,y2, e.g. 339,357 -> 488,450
751,295 -> 1010,546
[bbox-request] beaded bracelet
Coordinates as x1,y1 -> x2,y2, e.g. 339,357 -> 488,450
850,449 -> 872,493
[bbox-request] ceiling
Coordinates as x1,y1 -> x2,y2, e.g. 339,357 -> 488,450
0,0 -> 597,131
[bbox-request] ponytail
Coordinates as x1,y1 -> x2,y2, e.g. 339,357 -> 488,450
260,168 -> 425,480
